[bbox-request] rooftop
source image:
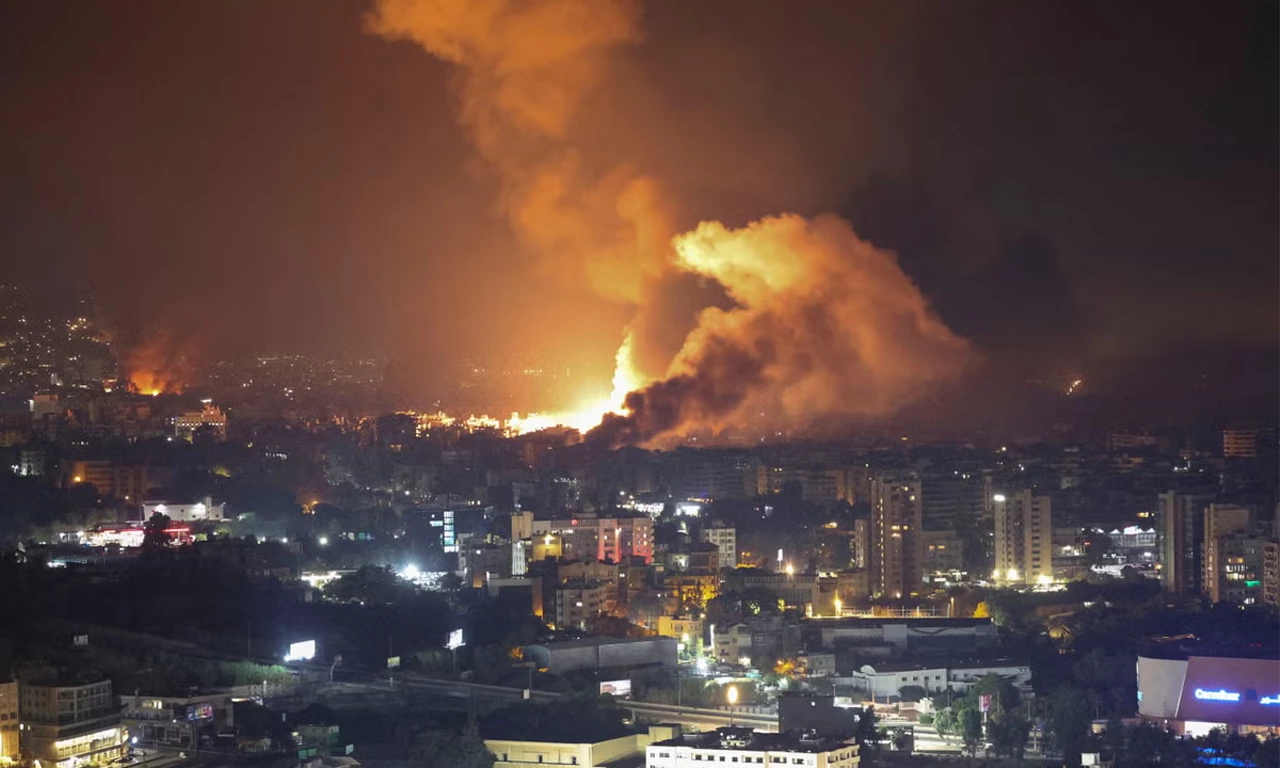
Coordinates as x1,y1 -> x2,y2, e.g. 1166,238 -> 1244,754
652,727 -> 855,754
529,636 -> 673,650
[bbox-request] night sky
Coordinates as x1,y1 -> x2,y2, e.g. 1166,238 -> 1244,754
1,0 -> 1275,414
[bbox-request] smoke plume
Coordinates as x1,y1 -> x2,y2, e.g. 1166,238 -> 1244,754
370,0 -> 972,443
591,214 -> 971,444
123,328 -> 197,395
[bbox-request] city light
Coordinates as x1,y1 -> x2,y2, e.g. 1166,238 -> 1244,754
318,536 -> 328,546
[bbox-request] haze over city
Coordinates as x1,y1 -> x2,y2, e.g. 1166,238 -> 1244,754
0,2 -> 1276,768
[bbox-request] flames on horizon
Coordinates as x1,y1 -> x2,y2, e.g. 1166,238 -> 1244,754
122,329 -> 195,396
371,0 -> 972,445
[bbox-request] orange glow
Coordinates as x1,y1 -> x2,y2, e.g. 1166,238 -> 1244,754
507,330 -> 644,434
124,329 -> 193,396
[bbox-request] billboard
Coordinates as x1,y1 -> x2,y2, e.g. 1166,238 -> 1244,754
387,656 -> 401,669
447,629 -> 465,650
599,679 -> 632,698
185,703 -> 214,721
284,640 -> 316,662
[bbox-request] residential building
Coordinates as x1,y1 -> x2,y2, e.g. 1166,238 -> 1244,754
19,679 -> 126,768
992,490 -> 1052,585
63,461 -> 150,500
657,616 -> 704,653
554,580 -> 611,630
173,401 -> 227,441
920,470 -> 991,572
0,681 -> 17,764
1264,540 -> 1278,608
922,529 -> 963,578
1222,429 -> 1259,458
531,515 -> 653,564
701,526 -> 737,568
664,449 -> 765,501
1203,532 -> 1268,604
646,727 -> 859,768
869,472 -> 923,598
1159,492 -> 1213,595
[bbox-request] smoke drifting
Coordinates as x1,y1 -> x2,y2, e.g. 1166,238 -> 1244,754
370,0 -> 671,308
370,0 -> 972,443
592,215 -> 971,444
123,328 -> 197,395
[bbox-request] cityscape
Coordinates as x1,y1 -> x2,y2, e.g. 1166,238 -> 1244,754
1,2 -> 1277,768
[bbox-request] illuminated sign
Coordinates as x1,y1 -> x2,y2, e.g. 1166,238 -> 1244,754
1261,695 -> 1280,705
446,629 -> 465,650
599,679 -> 632,698
284,640 -> 316,662
1194,688 -> 1241,703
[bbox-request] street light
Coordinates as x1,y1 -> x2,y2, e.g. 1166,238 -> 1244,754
726,685 -> 739,726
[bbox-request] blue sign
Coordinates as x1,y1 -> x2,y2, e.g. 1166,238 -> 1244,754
1194,688 -> 1241,703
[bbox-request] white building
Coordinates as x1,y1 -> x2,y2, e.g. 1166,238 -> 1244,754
142,497 -> 225,522
993,490 -> 1052,585
173,401 -> 227,441
647,728 -> 858,768
845,661 -> 1032,699
701,526 -> 737,568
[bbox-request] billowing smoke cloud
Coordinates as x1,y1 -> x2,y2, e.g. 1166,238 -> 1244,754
123,328 -> 197,395
370,0 -> 672,307
370,0 -> 972,443
591,214 -> 971,444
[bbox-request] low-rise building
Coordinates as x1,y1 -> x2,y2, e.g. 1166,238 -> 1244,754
522,637 -> 677,674
20,679 -> 127,768
120,691 -> 230,747
647,727 -> 859,768
488,725 -> 677,768
141,497 -> 224,522
846,660 -> 1032,699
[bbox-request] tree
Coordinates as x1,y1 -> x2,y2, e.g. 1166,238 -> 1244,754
960,707 -> 984,756
987,714 -> 1030,759
325,565 -> 407,604
409,726 -> 494,768
142,512 -> 172,553
1044,685 -> 1094,766
853,706 -> 880,752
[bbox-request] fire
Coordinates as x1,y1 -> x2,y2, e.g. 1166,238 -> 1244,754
370,1 -> 971,445
122,328 -> 194,396
507,331 -> 645,434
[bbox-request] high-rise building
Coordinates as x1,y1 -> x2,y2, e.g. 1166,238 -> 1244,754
992,490 -> 1053,586
920,470 -> 992,573
1198,504 -> 1256,603
0,681 -> 17,764
701,526 -> 737,568
1263,540 -> 1278,608
1222,428 -> 1258,458
19,679 -> 126,768
1158,492 -> 1213,595
1203,533 -> 1268,604
869,472 -> 922,598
